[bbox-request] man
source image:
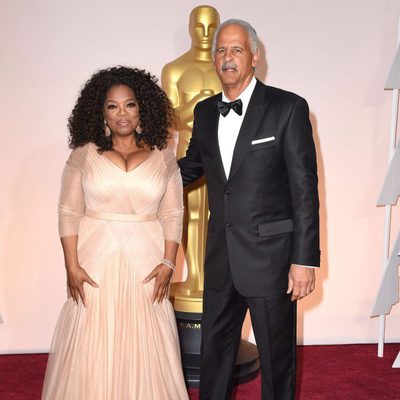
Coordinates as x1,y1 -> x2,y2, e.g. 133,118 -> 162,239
178,19 -> 320,400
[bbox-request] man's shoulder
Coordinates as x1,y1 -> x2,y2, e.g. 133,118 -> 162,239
259,82 -> 306,104
194,92 -> 221,113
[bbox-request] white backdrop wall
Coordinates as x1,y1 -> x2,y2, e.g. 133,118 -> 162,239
1,0 -> 399,353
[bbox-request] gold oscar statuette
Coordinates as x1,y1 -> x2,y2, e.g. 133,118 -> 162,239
162,5 -> 221,314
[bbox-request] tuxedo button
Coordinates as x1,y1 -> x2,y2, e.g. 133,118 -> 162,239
225,222 -> 231,228
224,189 -> 230,195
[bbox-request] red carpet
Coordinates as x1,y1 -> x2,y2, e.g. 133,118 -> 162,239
0,344 -> 399,399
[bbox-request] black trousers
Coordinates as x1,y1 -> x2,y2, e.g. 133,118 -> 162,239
199,270 -> 296,400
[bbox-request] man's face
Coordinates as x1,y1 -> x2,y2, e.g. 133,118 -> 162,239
189,8 -> 219,50
213,24 -> 259,91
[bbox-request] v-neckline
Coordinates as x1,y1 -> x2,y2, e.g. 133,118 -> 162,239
94,144 -> 155,174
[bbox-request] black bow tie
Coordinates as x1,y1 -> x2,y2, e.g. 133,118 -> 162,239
217,99 -> 243,117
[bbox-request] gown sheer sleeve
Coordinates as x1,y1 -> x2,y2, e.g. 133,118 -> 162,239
58,145 -> 88,238
158,147 -> 184,244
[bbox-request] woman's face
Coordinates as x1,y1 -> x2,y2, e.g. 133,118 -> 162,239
103,84 -> 140,137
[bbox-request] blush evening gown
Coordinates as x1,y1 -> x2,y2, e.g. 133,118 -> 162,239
42,143 -> 188,400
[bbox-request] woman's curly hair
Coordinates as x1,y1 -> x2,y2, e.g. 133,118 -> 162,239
68,66 -> 173,152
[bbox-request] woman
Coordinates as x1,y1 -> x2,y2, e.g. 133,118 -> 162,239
42,66 -> 188,399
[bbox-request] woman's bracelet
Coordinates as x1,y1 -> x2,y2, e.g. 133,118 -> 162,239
161,258 -> 176,271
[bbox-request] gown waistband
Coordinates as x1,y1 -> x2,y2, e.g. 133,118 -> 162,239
85,209 -> 158,222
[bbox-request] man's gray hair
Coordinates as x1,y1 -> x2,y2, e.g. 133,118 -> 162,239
212,19 -> 259,55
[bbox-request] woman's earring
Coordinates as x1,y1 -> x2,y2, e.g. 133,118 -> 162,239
135,125 -> 142,135
104,121 -> 111,137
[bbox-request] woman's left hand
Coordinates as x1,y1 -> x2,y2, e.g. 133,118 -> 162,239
143,263 -> 174,303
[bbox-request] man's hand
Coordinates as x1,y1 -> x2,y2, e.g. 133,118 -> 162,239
287,264 -> 316,301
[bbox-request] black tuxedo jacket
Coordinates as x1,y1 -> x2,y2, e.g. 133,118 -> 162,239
178,80 -> 320,297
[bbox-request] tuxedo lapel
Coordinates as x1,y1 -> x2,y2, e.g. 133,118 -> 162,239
204,94 -> 227,184
228,81 -> 270,181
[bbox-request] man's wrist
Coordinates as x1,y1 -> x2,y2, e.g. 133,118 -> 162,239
292,264 -> 317,269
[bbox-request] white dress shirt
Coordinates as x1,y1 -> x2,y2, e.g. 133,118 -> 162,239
218,77 -> 257,178
217,77 -> 315,270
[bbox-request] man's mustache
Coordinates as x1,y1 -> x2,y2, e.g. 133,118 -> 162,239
221,62 -> 238,71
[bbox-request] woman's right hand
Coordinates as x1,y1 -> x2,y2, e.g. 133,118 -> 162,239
66,265 -> 98,307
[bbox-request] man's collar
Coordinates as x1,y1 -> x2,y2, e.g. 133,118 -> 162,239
221,76 -> 257,105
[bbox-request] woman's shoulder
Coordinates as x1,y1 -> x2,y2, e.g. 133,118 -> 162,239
66,143 -> 91,169
159,141 -> 177,161
159,141 -> 179,175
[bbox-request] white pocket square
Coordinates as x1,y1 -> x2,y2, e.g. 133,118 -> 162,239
251,136 -> 276,145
